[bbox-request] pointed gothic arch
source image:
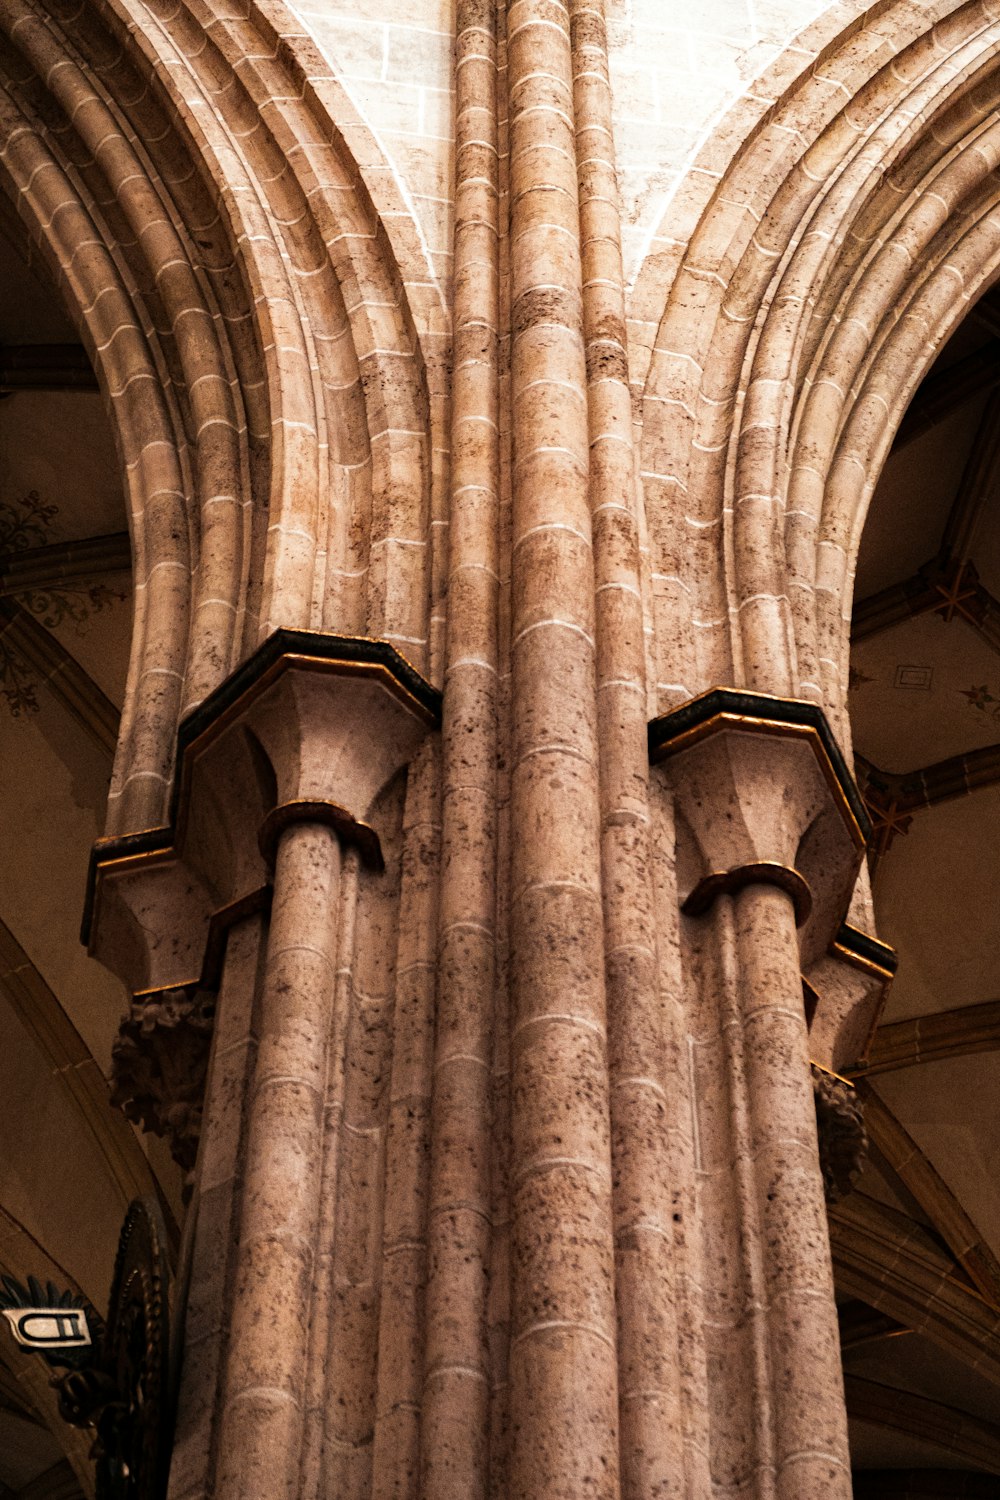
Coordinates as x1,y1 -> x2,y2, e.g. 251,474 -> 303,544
639,0 -> 1000,740
0,0 -> 438,834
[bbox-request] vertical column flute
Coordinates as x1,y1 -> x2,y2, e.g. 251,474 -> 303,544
505,0 -> 621,1493
422,0 -> 501,1489
568,4 -> 695,1494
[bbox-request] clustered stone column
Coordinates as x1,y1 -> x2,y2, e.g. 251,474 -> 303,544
88,635 -> 441,1500
85,2 -> 896,1497
420,0 -> 501,1490
505,0 -> 621,1493
569,6 -> 686,1496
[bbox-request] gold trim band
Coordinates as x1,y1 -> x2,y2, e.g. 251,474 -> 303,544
258,799 -> 384,873
681,861 -> 813,926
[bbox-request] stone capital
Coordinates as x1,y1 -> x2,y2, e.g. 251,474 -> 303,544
649,688 -> 869,964
84,630 -> 441,997
650,688 -> 896,1067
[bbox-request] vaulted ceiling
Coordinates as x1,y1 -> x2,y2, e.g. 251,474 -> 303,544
844,291 -> 1000,1487
0,193 -> 181,1498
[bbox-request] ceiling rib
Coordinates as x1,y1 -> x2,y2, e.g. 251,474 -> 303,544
0,916 -> 162,1217
838,1297 -> 911,1351
852,557 -> 998,647
830,1194 -> 1000,1385
845,1374 -> 1000,1474
856,743 -> 1000,869
892,341 -> 1000,450
941,387 -> 1000,565
0,599 -> 119,754
857,1084 -> 1000,1308
856,1001 -> 1000,1079
0,533 -> 130,598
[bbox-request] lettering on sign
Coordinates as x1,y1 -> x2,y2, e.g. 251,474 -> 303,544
2,1306 -> 91,1351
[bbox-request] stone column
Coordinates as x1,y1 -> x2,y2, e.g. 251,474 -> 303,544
214,816 -> 342,1500
85,631 -> 441,1500
505,0 -> 620,1494
651,689 -> 870,1500
421,0 -> 501,1490
568,4 -> 692,1495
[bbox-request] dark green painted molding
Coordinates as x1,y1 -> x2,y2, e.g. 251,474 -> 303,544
835,922 -> 899,976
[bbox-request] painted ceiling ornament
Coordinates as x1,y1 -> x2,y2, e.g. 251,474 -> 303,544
0,1198 -> 173,1500
0,487 -> 58,550
930,556 -> 981,626
0,488 -> 126,717
0,623 -> 42,716
959,683 -> 1000,722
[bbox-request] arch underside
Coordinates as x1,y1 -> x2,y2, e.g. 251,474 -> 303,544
640,0 -> 1000,732
0,0 -> 439,836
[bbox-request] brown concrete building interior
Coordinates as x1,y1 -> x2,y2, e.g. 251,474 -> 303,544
1,100 -> 1000,1500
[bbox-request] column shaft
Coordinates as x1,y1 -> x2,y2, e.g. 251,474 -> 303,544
568,3 -> 692,1493
698,885 -> 852,1498
505,0 -> 620,1492
422,0 -> 501,1491
732,884 -> 852,1500
215,821 -> 342,1500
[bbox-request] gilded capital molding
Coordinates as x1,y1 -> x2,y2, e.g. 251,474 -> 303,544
650,688 -> 895,1070
84,630 -> 441,996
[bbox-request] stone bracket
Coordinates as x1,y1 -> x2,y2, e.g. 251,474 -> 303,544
812,1061 -> 867,1204
805,923 -> 898,1076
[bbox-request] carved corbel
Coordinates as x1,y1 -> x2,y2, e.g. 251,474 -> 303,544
812,1062 -> 868,1203
110,984 -> 215,1193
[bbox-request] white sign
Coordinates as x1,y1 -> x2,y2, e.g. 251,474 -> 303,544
2,1307 -> 91,1351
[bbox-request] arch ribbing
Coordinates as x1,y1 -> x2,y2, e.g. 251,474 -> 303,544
0,0 -> 437,831
639,0 -> 1000,725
